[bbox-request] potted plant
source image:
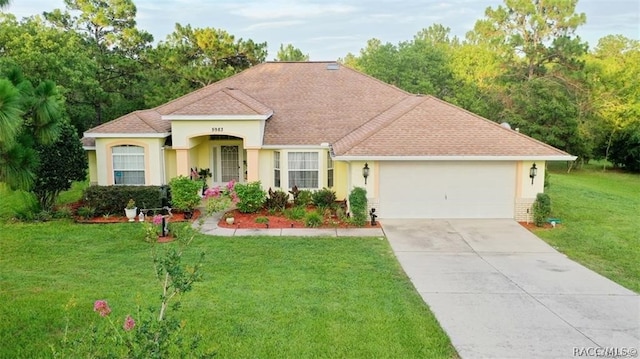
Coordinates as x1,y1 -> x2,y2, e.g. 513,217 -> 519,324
169,175 -> 202,219
124,199 -> 137,222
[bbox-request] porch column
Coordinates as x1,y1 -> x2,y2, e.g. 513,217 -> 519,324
175,149 -> 190,176
246,148 -> 260,182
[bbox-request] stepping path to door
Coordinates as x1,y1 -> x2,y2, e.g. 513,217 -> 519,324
383,219 -> 640,359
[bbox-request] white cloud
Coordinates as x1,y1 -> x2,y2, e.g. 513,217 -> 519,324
245,20 -> 306,31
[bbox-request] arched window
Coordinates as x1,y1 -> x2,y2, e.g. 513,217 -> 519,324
112,145 -> 145,185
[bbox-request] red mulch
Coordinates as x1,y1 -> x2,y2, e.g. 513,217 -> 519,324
218,208 -> 381,229
518,221 -> 557,231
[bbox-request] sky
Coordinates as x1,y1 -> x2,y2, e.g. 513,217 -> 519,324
5,0 -> 639,61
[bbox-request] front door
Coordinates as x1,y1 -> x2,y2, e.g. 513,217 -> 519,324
220,145 -> 240,182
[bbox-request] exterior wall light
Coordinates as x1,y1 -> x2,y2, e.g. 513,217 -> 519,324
362,163 -> 370,184
529,163 -> 538,185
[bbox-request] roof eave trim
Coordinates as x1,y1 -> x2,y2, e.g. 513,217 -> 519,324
83,132 -> 171,138
261,144 -> 331,150
332,155 -> 578,161
83,146 -> 96,150
162,112 -> 272,121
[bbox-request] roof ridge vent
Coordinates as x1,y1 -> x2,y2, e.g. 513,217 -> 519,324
326,63 -> 339,70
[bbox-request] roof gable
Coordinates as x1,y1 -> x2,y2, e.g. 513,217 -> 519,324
166,88 -> 272,117
85,110 -> 169,135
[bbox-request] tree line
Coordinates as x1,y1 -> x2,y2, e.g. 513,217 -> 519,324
0,0 -> 638,210
343,1 -> 639,172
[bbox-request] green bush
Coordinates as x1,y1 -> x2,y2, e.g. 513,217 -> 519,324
53,205 -> 74,219
83,185 -> 164,216
304,210 -> 323,228
234,181 -> 266,213
266,188 -> 289,211
533,193 -> 551,227
7,190 -> 41,222
348,187 -> 368,227
77,206 -> 96,219
294,189 -> 312,207
312,188 -> 337,209
284,206 -> 306,220
169,176 -> 202,212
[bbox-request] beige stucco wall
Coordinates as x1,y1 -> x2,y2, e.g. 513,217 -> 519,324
86,150 -> 98,185
171,120 -> 264,149
515,160 -> 546,221
333,161 -> 349,200
93,138 -> 165,186
164,149 -> 177,184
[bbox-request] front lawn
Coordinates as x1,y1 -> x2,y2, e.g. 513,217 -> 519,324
535,165 -> 640,293
0,221 -> 456,358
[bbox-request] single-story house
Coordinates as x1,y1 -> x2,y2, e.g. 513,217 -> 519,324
82,61 -> 575,220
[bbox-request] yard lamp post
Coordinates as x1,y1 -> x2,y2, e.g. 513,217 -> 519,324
362,163 -> 370,184
529,163 -> 537,185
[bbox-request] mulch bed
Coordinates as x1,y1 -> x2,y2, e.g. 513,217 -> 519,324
518,221 -> 557,230
218,208 -> 381,229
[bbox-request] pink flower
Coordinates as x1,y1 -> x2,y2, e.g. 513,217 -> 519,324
123,315 -> 136,331
226,180 -> 235,192
204,187 -> 221,199
152,214 -> 163,225
93,300 -> 111,317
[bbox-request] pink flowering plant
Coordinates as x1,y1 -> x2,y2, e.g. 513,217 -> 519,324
55,224 -> 213,358
203,179 -> 238,215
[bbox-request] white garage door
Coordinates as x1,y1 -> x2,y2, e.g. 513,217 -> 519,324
378,161 -> 516,218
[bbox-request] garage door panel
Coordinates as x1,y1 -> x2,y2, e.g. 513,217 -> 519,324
379,161 -> 515,219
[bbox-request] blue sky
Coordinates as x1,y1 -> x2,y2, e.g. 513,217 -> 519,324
5,0 -> 639,60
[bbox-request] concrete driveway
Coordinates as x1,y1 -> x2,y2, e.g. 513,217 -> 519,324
383,219 -> 640,359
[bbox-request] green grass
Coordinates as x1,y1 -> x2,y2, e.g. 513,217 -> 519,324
535,165 -> 640,292
0,221 -> 456,358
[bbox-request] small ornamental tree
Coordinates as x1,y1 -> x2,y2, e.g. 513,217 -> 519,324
33,121 -> 87,210
532,193 -> 551,227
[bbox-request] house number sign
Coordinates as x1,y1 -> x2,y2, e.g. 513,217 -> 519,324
211,127 -> 224,132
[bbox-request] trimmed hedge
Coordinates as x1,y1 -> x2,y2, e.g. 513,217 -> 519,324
83,185 -> 165,216
348,187 -> 368,226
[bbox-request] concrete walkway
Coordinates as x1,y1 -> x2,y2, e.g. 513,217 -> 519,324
383,219 -> 640,359
195,212 -> 385,237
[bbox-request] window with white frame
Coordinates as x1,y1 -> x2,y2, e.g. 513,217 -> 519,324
327,151 -> 334,188
274,151 -> 281,187
288,152 -> 318,189
112,145 -> 145,185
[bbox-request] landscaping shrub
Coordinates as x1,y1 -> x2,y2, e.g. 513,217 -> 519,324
83,185 -> 163,216
10,191 -> 41,221
533,193 -> 551,227
169,176 -> 202,212
266,188 -> 289,211
304,210 -> 323,228
312,188 -> 337,209
234,181 -> 266,213
292,189 -> 312,206
53,205 -> 74,219
77,206 -> 96,219
348,187 -> 368,226
284,206 -> 306,221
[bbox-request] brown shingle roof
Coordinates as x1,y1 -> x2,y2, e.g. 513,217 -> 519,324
167,88 -> 272,117
84,110 -> 169,134
336,96 -> 571,157
83,62 -> 572,158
